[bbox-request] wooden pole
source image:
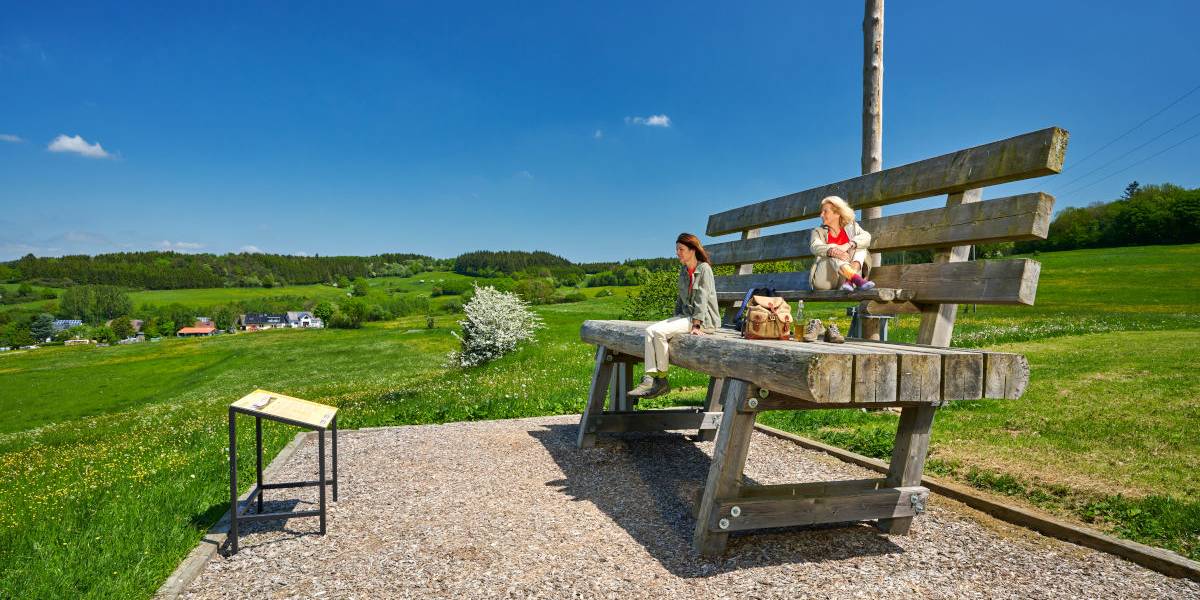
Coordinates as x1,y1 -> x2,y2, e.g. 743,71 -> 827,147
860,0 -> 885,340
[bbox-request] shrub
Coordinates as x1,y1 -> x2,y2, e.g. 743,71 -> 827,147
621,269 -> 678,321
512,278 -> 557,305
595,288 -> 614,298
449,284 -> 544,367
563,291 -> 587,303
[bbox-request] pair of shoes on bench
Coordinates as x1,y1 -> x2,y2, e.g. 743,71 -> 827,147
801,319 -> 844,343
628,375 -> 670,399
840,280 -> 877,292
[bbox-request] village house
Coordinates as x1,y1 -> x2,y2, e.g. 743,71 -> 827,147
52,319 -> 83,332
286,311 -> 324,328
177,322 -> 217,337
239,313 -> 287,331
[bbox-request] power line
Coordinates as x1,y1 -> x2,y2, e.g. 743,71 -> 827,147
1062,81 -> 1200,174
1048,108 -> 1200,193
1057,128 -> 1200,198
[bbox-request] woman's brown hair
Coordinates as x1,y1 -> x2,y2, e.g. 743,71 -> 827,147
676,233 -> 710,264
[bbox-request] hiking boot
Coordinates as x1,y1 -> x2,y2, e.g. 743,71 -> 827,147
840,282 -> 855,292
824,321 -> 845,343
858,280 -> 876,291
627,375 -> 656,398
640,376 -> 671,399
801,319 -> 825,342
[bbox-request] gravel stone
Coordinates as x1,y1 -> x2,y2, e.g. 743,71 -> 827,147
182,415 -> 1200,599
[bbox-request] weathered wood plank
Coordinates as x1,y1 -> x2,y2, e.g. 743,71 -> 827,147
740,478 -> 887,499
870,259 -> 1041,305
706,127 -> 1069,236
707,193 -> 1054,266
580,320 -> 853,403
576,346 -> 614,448
836,341 -> 941,404
714,272 -> 910,303
845,339 -> 983,401
851,339 -> 1027,400
590,409 -> 723,433
693,379 -> 756,556
709,486 -> 929,532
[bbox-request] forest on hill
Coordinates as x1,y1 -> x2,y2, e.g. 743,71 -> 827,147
1,252 -> 448,290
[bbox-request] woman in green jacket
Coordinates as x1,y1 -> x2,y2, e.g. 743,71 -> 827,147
628,233 -> 720,399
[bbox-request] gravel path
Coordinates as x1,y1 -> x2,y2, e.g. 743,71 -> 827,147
183,415 -> 1199,599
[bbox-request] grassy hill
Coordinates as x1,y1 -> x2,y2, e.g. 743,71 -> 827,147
1,244 -> 1197,598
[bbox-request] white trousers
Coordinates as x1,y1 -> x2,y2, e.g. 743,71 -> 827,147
643,316 -> 692,374
811,249 -> 871,290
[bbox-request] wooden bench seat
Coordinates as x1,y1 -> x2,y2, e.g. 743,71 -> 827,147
580,320 -> 1027,405
576,126 -> 1068,556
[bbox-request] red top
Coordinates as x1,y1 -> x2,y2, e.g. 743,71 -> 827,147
687,264 -> 697,289
826,227 -> 849,246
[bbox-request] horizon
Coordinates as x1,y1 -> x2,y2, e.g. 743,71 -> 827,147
3,0 -> 1199,262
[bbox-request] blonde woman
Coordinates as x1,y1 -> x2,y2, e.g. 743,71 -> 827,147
809,196 -> 875,291
627,233 -> 720,400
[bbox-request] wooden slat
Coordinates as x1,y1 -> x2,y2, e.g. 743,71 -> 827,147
739,478 -> 886,499
590,409 -> 723,433
848,339 -> 1028,401
581,320 -> 854,403
709,486 -> 929,532
706,127 -> 1069,236
706,193 -> 1054,266
835,341 -> 941,404
714,272 -> 912,303
845,339 -> 983,401
870,259 -> 1041,305
715,259 -> 1039,305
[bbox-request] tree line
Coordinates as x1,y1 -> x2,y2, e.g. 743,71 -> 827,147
1014,182 -> 1199,254
4,251 -> 450,290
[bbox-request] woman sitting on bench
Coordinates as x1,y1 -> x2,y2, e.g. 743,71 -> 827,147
810,195 -> 876,292
627,233 -> 720,400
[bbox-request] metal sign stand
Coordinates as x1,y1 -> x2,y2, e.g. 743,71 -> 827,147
226,389 -> 339,555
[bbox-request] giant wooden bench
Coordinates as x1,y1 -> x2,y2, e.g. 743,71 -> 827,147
576,126 -> 1069,556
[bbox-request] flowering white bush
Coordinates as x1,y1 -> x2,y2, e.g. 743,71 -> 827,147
449,284 -> 545,367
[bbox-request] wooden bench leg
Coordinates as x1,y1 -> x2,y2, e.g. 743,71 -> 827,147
693,378 -> 755,556
577,345 -> 615,448
696,377 -> 724,442
877,404 -> 936,534
609,361 -> 634,412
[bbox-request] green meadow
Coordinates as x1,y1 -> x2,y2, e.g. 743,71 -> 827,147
1,244 -> 1198,598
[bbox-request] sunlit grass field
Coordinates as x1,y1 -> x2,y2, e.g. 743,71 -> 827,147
0,244 -> 1197,597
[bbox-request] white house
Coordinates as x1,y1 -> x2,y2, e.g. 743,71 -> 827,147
286,311 -> 324,328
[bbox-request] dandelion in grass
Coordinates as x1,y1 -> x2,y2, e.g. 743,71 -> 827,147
448,284 -> 545,367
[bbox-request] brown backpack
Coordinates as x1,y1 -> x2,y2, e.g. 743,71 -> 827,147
742,295 -> 794,340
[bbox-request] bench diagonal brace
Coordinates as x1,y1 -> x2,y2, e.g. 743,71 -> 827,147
693,378 -> 756,556
577,345 -> 615,448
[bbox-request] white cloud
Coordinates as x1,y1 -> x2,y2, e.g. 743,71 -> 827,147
239,245 -> 263,253
593,129 -> 604,139
514,170 -> 534,180
625,114 -> 671,128
47,134 -> 112,158
157,240 -> 203,251
292,251 -> 310,257
0,134 -> 23,143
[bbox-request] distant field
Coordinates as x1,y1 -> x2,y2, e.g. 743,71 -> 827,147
1,244 -> 1197,597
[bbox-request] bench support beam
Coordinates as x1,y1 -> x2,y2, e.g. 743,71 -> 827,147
577,345 -> 615,448
693,379 -> 756,556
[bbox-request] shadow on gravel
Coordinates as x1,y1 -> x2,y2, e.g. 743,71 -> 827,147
531,423 -> 905,577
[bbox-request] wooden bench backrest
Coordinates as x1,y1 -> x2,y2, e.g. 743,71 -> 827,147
704,126 -> 1068,346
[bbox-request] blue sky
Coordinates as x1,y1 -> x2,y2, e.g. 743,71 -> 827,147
2,0 -> 1198,262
